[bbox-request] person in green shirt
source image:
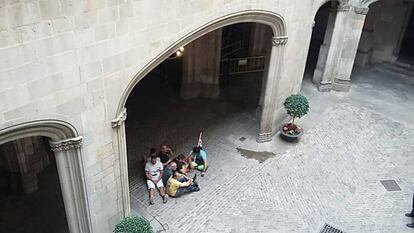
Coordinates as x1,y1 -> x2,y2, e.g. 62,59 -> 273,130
190,146 -> 208,176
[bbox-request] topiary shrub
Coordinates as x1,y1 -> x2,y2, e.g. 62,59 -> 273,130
282,94 -> 309,135
113,216 -> 153,233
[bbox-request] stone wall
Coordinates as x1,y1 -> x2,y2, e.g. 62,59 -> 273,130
0,0 -> 331,232
356,0 -> 411,66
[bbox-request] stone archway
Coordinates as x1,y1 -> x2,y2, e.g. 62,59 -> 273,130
355,0 -> 414,66
0,120 -> 91,233
111,10 -> 288,217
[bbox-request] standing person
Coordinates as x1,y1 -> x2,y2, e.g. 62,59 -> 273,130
406,192 -> 414,228
158,144 -> 173,167
145,155 -> 168,205
166,171 -> 200,197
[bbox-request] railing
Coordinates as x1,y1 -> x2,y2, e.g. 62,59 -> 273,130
221,41 -> 242,57
221,56 -> 266,75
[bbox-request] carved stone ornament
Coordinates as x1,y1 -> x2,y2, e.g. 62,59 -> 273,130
337,4 -> 352,12
354,7 -> 369,15
50,136 -> 83,152
111,108 -> 127,128
272,36 -> 288,46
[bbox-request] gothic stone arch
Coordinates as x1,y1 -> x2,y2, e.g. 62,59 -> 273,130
0,120 -> 92,233
111,10 -> 288,217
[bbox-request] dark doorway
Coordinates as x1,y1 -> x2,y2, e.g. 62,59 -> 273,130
0,137 -> 69,233
304,1 -> 331,80
398,8 -> 414,64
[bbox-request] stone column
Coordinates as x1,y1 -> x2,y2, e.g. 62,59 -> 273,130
313,6 -> 337,87
332,7 -> 368,92
355,3 -> 380,67
111,108 -> 130,217
258,36 -> 288,143
181,29 -> 222,100
50,136 -> 90,233
314,5 -> 368,92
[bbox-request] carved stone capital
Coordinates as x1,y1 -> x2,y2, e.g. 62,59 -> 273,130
50,136 -> 83,152
111,108 -> 127,128
337,4 -> 352,12
272,36 -> 288,47
354,7 -> 369,15
257,132 -> 272,143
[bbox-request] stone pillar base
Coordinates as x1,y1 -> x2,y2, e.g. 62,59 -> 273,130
257,132 -> 272,143
180,83 -> 220,100
317,83 -> 333,92
332,78 -> 351,92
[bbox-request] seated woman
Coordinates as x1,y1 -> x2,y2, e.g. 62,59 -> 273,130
166,171 -> 200,197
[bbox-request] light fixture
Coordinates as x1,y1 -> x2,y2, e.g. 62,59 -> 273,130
169,46 -> 185,59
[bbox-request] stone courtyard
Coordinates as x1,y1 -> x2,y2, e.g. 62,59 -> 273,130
126,65 -> 414,233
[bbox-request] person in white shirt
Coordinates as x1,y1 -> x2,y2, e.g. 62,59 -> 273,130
145,155 -> 168,205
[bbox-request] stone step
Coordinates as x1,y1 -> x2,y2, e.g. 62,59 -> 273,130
377,61 -> 414,78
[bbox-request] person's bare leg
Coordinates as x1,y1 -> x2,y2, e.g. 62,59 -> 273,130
159,187 -> 168,203
149,188 -> 155,204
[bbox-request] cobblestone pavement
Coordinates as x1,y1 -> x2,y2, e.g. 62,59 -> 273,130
127,66 -> 414,233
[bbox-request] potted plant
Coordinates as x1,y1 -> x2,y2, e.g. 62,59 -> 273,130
113,216 -> 153,233
280,94 -> 309,142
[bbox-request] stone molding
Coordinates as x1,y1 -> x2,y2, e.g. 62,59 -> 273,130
272,36 -> 288,46
318,82 -> 333,92
337,4 -> 369,15
333,78 -> 352,92
336,3 -> 369,15
111,108 -> 127,128
257,132 -> 273,142
50,136 -> 83,152
337,4 -> 352,12
354,7 -> 369,15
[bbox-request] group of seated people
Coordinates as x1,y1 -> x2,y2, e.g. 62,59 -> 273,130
144,141 -> 208,205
